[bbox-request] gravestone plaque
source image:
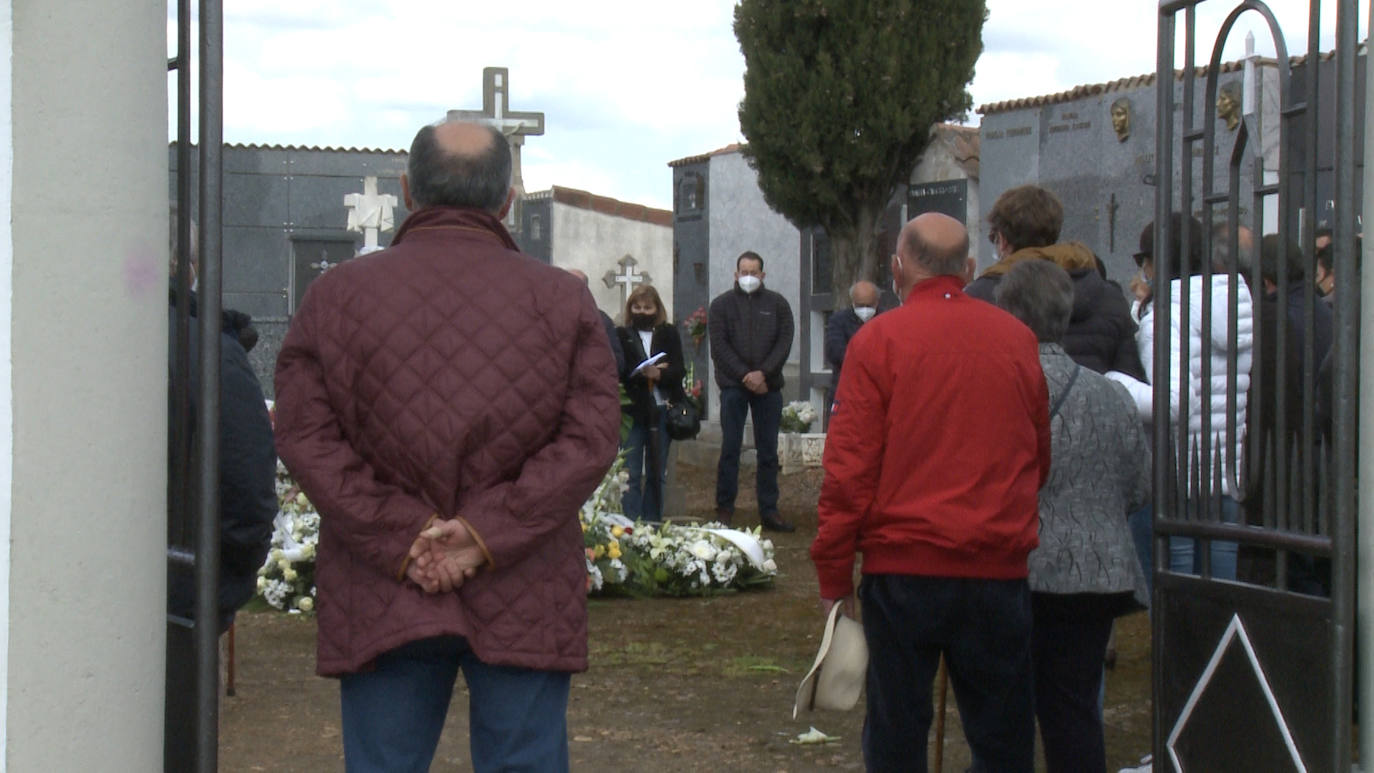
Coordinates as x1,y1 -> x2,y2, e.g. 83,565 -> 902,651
908,179 -> 968,223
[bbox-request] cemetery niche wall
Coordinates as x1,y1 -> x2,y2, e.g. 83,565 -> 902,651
976,57 -> 1284,286
978,50 -> 1363,296
170,142 -> 408,393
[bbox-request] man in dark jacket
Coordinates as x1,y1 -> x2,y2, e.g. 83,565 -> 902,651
708,251 -> 795,531
274,121 -> 620,772
969,184 -> 1146,381
824,280 -> 882,396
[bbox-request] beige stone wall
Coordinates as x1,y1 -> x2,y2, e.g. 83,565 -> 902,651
551,203 -> 673,323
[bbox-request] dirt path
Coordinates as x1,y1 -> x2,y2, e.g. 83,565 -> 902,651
218,466 -> 1153,771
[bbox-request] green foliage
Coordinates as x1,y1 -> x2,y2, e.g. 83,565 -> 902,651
734,0 -> 987,295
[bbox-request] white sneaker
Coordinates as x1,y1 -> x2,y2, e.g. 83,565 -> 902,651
1118,754 -> 1152,773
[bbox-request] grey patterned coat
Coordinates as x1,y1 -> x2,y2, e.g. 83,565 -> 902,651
1031,344 -> 1150,607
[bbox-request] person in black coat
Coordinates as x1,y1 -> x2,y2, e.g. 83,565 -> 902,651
970,185 -> 1146,381
617,284 -> 686,522
824,280 -> 883,396
168,290 -> 278,634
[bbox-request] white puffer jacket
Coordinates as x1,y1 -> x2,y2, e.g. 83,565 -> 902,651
1137,275 -> 1252,498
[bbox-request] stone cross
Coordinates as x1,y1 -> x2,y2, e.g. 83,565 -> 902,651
602,254 -> 651,309
343,176 -> 397,253
447,67 -> 546,232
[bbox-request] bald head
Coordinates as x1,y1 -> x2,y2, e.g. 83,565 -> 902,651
849,280 -> 880,307
894,213 -> 970,289
404,120 -> 513,214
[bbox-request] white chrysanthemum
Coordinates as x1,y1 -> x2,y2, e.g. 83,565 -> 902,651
689,540 -> 716,562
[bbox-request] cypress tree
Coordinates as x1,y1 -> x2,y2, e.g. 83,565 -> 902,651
734,0 -> 986,301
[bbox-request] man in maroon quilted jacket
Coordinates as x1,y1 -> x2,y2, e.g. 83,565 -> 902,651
274,120 -> 621,772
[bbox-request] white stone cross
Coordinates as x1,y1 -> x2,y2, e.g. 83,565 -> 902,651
447,67 -> 546,231
343,176 -> 397,253
602,254 -> 651,309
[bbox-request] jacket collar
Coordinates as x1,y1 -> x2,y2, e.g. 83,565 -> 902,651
979,242 -> 1097,279
903,274 -> 965,305
390,206 -> 520,251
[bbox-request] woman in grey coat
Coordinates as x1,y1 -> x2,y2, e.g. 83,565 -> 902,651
996,260 -> 1150,773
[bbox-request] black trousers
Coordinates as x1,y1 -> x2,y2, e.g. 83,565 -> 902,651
860,574 -> 1035,773
1030,593 -> 1116,773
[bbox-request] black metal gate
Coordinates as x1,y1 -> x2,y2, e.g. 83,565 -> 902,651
167,0 -> 224,770
1152,1 -> 1359,769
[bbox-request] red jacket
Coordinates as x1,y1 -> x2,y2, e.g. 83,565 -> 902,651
274,207 -> 620,676
811,276 -> 1050,599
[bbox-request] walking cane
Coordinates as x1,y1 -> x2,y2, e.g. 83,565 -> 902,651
933,654 -> 949,773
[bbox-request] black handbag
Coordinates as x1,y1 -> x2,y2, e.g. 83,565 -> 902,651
664,400 -> 701,441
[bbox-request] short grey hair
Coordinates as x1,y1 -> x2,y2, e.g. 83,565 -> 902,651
900,224 -> 969,277
994,259 -> 1074,343
407,122 -> 512,213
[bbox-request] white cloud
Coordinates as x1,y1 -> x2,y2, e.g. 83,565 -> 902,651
198,0 -> 1354,206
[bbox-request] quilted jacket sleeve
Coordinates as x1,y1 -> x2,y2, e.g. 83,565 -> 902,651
812,331 -> 886,599
457,295 -> 621,568
273,298 -> 436,579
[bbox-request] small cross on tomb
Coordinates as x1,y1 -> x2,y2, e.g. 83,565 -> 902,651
310,249 -> 338,274
343,176 -> 398,254
602,255 -> 651,309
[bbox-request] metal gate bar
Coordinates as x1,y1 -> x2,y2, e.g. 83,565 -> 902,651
1153,1 -> 1357,769
167,0 -> 223,770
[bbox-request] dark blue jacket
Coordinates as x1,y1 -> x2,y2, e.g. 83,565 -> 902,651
168,297 -> 277,633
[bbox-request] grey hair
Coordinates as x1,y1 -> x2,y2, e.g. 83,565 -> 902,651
994,259 -> 1074,343
407,122 -> 512,213
900,223 -> 969,277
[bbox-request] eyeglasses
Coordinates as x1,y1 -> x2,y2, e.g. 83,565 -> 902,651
988,230 -> 999,246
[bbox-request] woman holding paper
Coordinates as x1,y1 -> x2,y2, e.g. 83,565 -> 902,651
618,285 -> 686,521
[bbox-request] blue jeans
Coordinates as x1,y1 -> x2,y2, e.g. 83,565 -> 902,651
1168,495 -> 1240,580
340,636 -> 571,773
623,410 -> 670,521
860,574 -> 1035,773
715,386 -> 782,515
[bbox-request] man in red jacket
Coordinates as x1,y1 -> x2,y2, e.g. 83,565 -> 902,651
274,120 -> 620,772
812,212 -> 1050,772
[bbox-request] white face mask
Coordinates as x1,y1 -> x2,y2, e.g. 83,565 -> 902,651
854,306 -> 877,322
737,275 -> 762,294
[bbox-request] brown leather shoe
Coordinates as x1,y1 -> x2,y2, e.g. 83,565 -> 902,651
714,507 -> 734,526
760,512 -> 796,533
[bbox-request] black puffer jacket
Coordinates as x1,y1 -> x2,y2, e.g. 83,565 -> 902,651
968,243 -> 1146,381
708,284 -> 794,391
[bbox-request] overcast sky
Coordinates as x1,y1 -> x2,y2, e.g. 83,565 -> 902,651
183,1 -> 1351,211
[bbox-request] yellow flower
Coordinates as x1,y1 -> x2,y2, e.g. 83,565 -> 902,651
581,521 -> 588,533
594,544 -> 606,559
608,542 -> 622,560
611,525 -> 625,537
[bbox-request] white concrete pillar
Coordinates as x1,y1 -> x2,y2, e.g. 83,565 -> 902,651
4,0 -> 167,768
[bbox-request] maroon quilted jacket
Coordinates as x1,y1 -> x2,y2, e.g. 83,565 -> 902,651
274,206 -> 620,677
